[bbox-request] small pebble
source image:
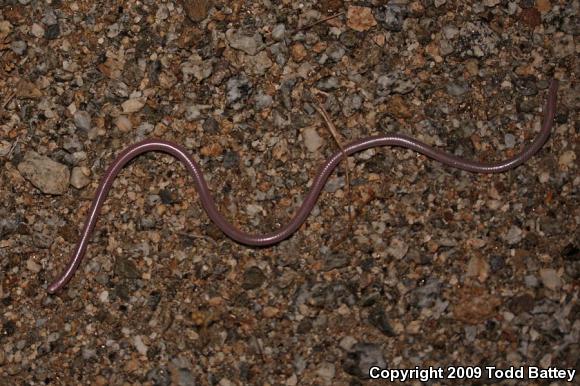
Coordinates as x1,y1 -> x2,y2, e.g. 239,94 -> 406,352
316,362 -> 336,380
115,116 -> 133,132
483,0 -> 501,6
26,258 -> 42,273
122,98 -> 146,113
226,74 -> 252,104
226,29 -> 263,56
271,24 -> 285,41
18,151 -> 70,195
504,225 -> 523,245
504,133 -> 516,148
70,166 -> 91,189
31,23 -> 45,38
387,237 -> 408,259
539,268 -> 561,290
73,111 -> 92,131
374,4 -> 405,32
0,140 -> 11,157
344,343 -> 387,379
303,127 -> 323,152
133,335 -> 148,356
98,290 -> 109,303
316,76 -> 339,91
10,40 -> 27,55
446,81 -> 470,96
339,336 -> 358,351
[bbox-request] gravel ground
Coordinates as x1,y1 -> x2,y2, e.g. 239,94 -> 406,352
0,0 -> 578,385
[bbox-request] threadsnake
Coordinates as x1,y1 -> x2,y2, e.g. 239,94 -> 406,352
47,79 -> 558,294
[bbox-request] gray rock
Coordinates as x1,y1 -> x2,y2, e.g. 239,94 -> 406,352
504,225 -> 523,245
271,24 -> 286,41
344,343 -> 387,379
377,73 -> 415,95
326,43 -> 345,62
146,367 -> 171,386
137,122 -> 154,138
409,278 -> 442,308
18,151 -> 70,195
316,76 -> 339,91
324,176 -> 345,193
504,133 -> 516,148
139,216 -> 157,230
226,74 -> 252,104
10,40 -> 27,55
155,4 -> 169,21
446,81 -> 470,96
41,9 -> 58,25
524,275 -> 539,287
73,111 -> 91,131
82,348 -> 97,360
443,25 -> 460,40
268,42 -> 288,66
374,5 -> 406,32
184,105 -> 204,121
255,93 -> 273,110
457,21 -> 499,58
440,39 -> 454,56
226,29 -> 263,56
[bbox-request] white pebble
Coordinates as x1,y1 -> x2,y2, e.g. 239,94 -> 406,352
303,127 -> 323,152
133,335 -> 148,356
98,290 -> 109,303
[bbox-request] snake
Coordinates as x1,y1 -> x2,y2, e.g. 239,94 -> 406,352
47,79 -> 559,294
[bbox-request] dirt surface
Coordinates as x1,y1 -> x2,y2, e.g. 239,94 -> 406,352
0,0 -> 578,385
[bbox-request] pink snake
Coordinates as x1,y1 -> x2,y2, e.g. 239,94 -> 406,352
48,79 -> 559,294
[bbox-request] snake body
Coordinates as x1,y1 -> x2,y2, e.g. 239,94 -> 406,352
48,79 -> 558,294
